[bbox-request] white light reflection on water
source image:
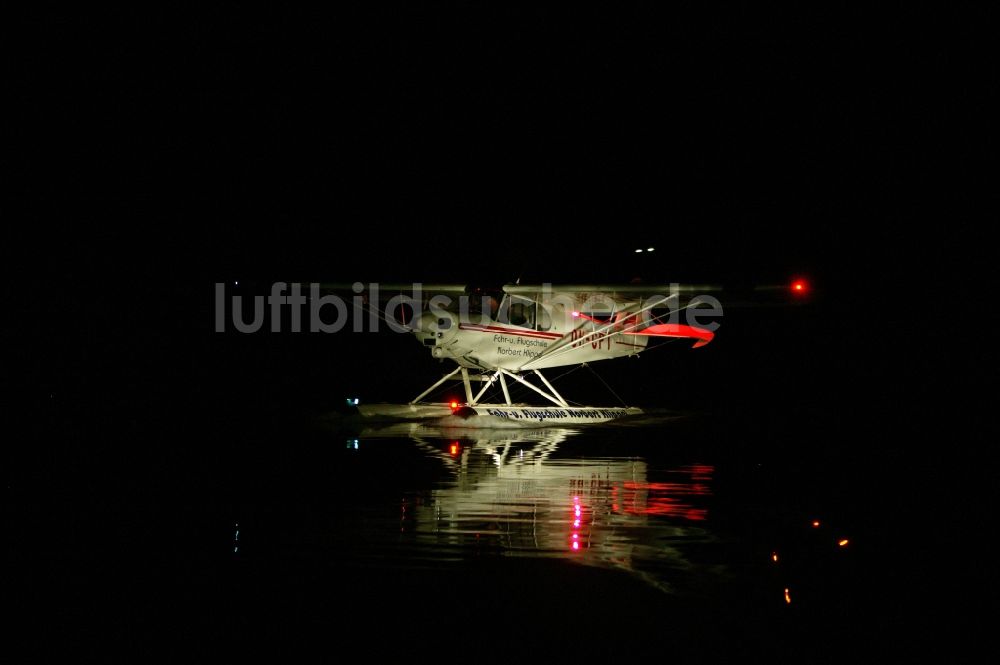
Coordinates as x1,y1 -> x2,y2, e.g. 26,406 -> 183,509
362,424 -> 718,593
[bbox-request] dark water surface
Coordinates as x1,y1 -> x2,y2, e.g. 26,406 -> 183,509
10,402 -> 938,661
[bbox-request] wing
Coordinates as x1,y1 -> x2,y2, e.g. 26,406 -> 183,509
318,282 -> 470,296
503,282 -> 812,308
503,283 -> 723,297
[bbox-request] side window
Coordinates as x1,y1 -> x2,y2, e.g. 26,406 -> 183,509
583,311 -> 614,324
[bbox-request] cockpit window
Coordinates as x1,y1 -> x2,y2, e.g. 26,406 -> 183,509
497,295 -> 535,328
508,302 -> 533,327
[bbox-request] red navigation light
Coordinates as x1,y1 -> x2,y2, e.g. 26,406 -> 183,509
812,520 -> 820,528
572,311 -> 580,318
450,400 -> 459,410
450,443 -> 459,456
838,538 -> 849,547
791,279 -> 809,294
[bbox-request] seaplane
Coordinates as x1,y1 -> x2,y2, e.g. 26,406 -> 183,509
339,281 -> 742,425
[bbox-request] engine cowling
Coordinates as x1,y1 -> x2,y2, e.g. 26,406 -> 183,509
414,310 -> 458,352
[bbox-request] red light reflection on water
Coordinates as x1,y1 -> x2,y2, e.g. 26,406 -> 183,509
567,465 -> 713,552
570,495 -> 584,552
614,465 -> 714,519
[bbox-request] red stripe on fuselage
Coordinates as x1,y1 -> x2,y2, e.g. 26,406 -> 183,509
459,324 -> 562,340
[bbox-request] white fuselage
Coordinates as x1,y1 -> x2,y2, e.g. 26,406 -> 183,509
436,321 -> 646,370
414,295 -> 649,371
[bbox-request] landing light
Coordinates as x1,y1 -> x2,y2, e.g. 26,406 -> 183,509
647,247 -> 655,252
838,539 -> 849,547
635,249 -> 643,253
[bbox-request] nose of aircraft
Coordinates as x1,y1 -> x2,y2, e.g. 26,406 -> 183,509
414,311 -> 458,347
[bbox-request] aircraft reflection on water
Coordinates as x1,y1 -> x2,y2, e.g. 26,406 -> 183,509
357,423 -> 717,593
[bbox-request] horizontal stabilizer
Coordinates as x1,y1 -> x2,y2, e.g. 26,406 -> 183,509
623,323 -> 715,348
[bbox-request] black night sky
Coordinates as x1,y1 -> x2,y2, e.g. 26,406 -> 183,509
22,6 -> 980,282
13,5 -> 987,660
